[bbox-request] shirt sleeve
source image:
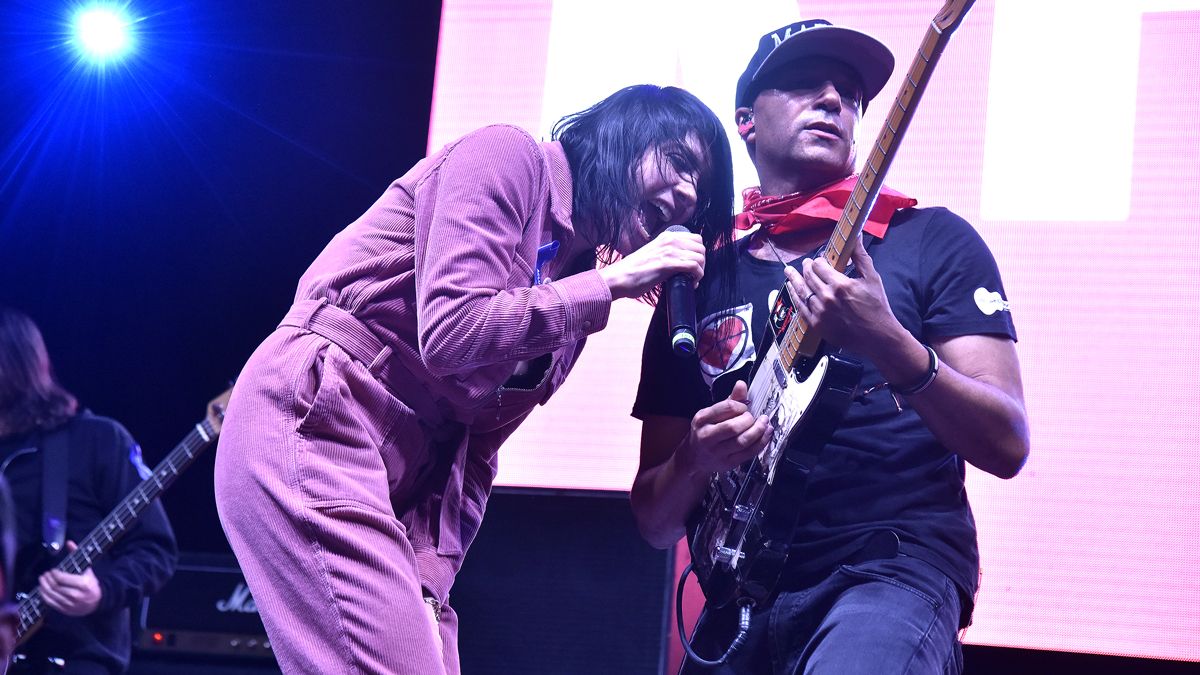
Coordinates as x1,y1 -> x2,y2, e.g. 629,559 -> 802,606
919,208 -> 1018,342
411,125 -> 612,376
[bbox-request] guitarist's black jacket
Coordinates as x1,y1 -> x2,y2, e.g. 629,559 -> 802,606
0,412 -> 177,674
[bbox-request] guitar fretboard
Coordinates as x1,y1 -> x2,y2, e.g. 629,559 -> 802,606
778,21 -> 959,373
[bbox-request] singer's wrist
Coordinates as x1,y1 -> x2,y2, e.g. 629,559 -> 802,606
596,266 -> 626,298
599,265 -> 648,300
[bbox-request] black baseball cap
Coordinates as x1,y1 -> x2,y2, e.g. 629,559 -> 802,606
735,20 -> 895,110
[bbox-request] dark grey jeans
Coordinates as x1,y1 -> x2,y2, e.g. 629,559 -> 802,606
681,555 -> 964,675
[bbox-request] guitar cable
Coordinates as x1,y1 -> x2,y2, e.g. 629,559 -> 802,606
676,562 -> 754,668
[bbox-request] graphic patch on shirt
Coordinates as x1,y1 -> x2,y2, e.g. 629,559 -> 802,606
696,302 -> 755,386
973,287 -> 1011,316
128,444 -> 153,481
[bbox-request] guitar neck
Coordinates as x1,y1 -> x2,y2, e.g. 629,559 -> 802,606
72,420 -> 216,570
782,14 -> 967,369
15,418 -> 220,640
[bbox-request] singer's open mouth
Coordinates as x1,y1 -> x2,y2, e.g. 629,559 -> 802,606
638,201 -> 673,238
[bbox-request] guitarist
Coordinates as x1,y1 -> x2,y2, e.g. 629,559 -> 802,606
0,308 -> 177,674
631,20 -> 1030,674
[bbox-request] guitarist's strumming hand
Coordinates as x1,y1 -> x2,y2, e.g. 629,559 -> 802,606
682,380 -> 772,476
38,542 -> 102,618
784,236 -> 908,363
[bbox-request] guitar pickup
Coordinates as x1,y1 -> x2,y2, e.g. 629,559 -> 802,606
773,359 -> 786,388
732,504 -> 755,522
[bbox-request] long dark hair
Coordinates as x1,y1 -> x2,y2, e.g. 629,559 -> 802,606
0,307 -> 78,436
552,85 -> 737,291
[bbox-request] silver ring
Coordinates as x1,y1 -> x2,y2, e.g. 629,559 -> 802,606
804,292 -> 817,307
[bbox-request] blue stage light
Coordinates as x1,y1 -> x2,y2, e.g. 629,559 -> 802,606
72,5 -> 135,62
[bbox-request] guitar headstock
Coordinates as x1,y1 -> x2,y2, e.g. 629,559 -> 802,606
206,387 -> 233,434
934,0 -> 976,33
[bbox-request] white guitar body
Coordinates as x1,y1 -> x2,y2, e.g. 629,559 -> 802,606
689,334 -> 862,606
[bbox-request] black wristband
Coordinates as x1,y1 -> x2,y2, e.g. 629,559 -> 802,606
891,344 -> 940,396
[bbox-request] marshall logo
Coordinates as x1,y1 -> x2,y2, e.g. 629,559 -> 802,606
140,557 -> 270,648
215,582 -> 259,614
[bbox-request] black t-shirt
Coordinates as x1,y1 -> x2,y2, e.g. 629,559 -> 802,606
633,206 -> 1017,615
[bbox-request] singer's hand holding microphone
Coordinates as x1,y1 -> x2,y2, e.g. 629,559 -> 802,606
598,225 -> 704,300
596,225 -> 703,358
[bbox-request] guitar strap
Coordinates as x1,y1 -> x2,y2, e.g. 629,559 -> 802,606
39,426 -> 70,554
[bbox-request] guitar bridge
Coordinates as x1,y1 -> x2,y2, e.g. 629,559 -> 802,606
772,359 -> 787,388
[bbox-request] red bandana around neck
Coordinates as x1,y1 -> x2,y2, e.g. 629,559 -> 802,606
734,175 -> 917,240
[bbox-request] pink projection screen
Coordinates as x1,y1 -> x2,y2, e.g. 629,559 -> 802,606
429,0 -> 1200,663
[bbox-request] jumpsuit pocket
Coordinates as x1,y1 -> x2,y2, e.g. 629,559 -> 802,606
472,355 -> 571,434
294,342 -> 333,435
291,343 -> 429,516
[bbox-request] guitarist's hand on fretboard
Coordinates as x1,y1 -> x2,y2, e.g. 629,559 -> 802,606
784,237 -> 904,361
37,542 -> 101,618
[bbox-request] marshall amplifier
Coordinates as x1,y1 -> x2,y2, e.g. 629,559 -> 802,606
136,552 -> 275,661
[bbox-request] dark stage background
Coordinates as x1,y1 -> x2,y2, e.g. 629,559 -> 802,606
1,2 -> 1194,673
0,0 -> 441,554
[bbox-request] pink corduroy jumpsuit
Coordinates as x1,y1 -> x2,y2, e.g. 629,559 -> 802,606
214,125 -> 613,674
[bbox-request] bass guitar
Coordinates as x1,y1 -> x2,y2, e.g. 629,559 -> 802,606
688,0 -> 978,609
9,388 -> 232,653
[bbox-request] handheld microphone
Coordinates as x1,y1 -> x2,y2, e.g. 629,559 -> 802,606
664,225 -> 698,358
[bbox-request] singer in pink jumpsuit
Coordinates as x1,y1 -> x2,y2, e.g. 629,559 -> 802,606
213,84 -> 736,674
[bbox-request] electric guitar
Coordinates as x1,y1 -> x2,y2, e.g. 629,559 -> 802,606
9,388 -> 232,652
688,0 -> 978,609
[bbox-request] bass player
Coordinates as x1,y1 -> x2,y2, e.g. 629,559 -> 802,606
0,307 -> 177,674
